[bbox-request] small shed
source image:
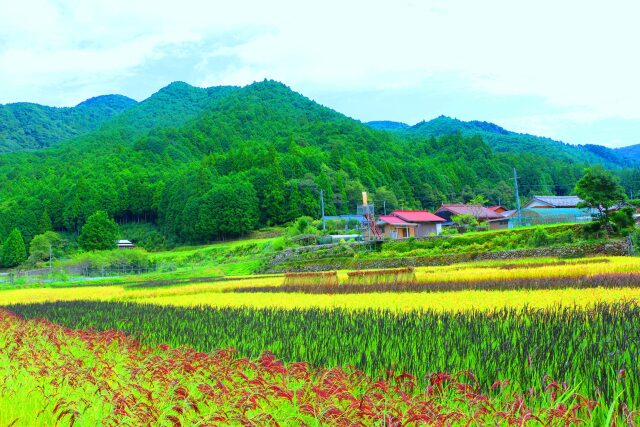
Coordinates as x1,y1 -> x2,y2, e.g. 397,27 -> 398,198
117,239 -> 135,250
377,216 -> 417,239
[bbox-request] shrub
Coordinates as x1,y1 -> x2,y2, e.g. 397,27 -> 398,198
582,221 -> 605,240
67,249 -> 152,274
530,228 -> 550,247
610,207 -> 636,235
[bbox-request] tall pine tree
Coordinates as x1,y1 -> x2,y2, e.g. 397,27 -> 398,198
2,228 -> 27,268
37,209 -> 53,235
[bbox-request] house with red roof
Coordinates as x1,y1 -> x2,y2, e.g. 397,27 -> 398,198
376,215 -> 417,239
391,210 -> 446,237
488,205 -> 508,214
435,204 -> 510,230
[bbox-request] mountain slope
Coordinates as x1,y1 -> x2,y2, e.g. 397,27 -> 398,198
615,144 -> 640,161
368,116 -> 634,168
0,95 -> 137,152
102,81 -> 238,139
366,121 -> 410,131
0,81 -> 638,246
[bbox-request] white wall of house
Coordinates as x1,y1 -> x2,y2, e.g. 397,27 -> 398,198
415,223 -> 441,237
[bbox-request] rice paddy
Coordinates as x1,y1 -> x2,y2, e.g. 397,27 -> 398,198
282,271 -> 339,286
2,254 -> 640,424
345,267 -> 417,286
7,302 -> 640,421
1,256 -> 639,311
2,309 -> 627,426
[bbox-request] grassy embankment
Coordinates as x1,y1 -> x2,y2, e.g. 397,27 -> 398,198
2,223 -> 624,292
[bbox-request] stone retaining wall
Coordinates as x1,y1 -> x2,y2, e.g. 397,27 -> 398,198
263,239 -> 630,273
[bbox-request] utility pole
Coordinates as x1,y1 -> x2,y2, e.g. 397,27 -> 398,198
320,190 -> 326,230
383,200 -> 387,215
49,245 -> 52,274
513,168 -> 522,227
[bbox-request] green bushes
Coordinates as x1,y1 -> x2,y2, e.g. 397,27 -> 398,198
119,223 -> 167,251
66,249 -> 152,274
377,225 -> 585,258
530,228 -> 549,247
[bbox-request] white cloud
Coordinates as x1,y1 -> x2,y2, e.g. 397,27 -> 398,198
0,0 -> 639,144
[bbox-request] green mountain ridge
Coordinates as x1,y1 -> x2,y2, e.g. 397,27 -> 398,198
368,116 -> 637,167
1,80 -> 639,246
0,95 -> 137,152
615,144 -> 640,160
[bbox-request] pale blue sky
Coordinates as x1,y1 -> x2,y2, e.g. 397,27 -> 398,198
0,0 -> 639,147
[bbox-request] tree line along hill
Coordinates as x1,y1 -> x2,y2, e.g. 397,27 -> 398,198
1,79 -> 640,247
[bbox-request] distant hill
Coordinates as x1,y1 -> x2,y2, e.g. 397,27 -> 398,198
366,121 -> 410,131
367,115 -> 635,168
1,80 -> 639,246
615,144 -> 640,161
0,95 -> 137,152
103,81 -> 238,138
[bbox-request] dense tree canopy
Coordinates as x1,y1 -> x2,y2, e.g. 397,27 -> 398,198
29,231 -> 65,262
0,80 -> 639,249
575,166 -> 627,222
79,211 -> 119,251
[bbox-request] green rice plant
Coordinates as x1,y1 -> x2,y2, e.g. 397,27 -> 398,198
282,271 -> 339,286
2,309 -> 629,425
9,301 -> 639,411
346,267 -> 416,286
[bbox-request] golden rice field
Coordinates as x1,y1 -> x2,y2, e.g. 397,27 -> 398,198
1,256 -> 639,312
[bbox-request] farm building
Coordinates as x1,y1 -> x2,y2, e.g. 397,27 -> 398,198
435,204 -> 510,230
376,215 -> 416,239
116,240 -> 135,249
509,207 -> 595,227
523,195 -> 583,209
488,205 -> 508,214
391,210 -> 445,237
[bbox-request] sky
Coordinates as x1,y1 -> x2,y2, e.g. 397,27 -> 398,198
0,0 -> 639,147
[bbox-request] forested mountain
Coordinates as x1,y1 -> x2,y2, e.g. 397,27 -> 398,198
366,121 -> 410,131
0,95 -> 137,152
615,144 -> 640,161
1,80 -> 640,246
368,116 -> 636,167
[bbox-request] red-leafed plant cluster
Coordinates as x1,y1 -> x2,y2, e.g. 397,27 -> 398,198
0,309 -> 632,426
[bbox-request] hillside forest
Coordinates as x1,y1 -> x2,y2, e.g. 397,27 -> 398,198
1,80 -> 640,247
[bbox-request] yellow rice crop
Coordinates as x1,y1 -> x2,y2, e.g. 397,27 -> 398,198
128,287 -> 640,312
1,256 -> 639,312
